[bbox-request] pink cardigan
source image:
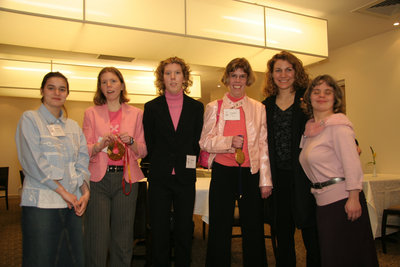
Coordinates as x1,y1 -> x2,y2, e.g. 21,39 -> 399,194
82,103 -> 147,183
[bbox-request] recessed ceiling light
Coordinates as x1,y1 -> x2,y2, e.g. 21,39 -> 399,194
394,22 -> 400,26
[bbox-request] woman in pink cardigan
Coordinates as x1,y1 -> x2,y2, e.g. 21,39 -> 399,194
299,75 -> 378,267
82,67 -> 147,267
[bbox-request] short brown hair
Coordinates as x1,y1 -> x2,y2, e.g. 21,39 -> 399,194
302,74 -> 345,117
93,67 -> 129,106
263,51 -> 309,96
154,57 -> 192,95
221,58 -> 255,87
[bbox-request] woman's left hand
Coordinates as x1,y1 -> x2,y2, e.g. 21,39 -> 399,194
260,186 -> 272,199
345,190 -> 362,221
118,132 -> 132,145
75,181 -> 90,216
75,192 -> 90,216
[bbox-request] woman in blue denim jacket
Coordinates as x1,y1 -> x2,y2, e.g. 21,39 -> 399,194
15,72 -> 90,267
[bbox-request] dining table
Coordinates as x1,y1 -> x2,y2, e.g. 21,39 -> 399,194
362,173 -> 400,238
194,172 -> 400,239
194,176 -> 212,224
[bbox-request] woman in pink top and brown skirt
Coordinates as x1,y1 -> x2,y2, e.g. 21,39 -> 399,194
299,75 -> 378,267
200,58 -> 273,266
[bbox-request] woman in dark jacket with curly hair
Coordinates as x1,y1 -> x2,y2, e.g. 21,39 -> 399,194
262,51 -> 321,267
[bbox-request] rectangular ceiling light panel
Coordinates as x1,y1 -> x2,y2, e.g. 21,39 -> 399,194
85,0 -> 185,34
265,7 -> 328,57
187,0 -> 265,46
0,0 -> 83,19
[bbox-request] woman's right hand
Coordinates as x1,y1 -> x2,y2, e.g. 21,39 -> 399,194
94,133 -> 116,153
55,182 -> 78,210
232,135 -> 244,149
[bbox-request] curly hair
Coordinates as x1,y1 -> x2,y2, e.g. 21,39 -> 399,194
93,67 -> 129,106
302,74 -> 345,117
154,57 -> 192,95
263,51 -> 309,96
221,58 -> 256,87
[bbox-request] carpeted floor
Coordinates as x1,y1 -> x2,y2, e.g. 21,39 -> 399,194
1,196 -> 400,267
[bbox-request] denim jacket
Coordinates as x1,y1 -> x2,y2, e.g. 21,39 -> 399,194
15,104 -> 90,208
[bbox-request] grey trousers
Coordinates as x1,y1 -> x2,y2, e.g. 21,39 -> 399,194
84,171 -> 138,267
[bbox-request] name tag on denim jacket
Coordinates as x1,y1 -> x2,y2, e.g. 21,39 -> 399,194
47,124 -> 65,136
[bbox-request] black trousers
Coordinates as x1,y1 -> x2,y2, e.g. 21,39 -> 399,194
148,175 -> 195,267
275,169 -> 321,267
206,162 -> 267,267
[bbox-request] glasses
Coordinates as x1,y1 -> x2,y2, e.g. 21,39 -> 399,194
229,73 -> 248,80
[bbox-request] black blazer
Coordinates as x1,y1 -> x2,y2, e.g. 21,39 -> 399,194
143,94 -> 204,184
262,89 -> 317,229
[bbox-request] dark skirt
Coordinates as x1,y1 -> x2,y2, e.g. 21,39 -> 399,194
316,191 -> 379,267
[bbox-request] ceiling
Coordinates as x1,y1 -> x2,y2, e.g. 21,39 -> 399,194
0,0 -> 399,102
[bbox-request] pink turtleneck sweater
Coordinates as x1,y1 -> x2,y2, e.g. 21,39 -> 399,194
165,90 -> 183,131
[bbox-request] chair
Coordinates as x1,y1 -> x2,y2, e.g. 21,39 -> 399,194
0,167 -> 9,210
381,205 -> 400,253
19,170 -> 25,185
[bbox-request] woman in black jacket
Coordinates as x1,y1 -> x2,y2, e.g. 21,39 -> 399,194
262,51 -> 321,267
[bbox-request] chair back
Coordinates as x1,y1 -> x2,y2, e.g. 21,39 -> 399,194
19,170 -> 25,185
0,167 -> 9,189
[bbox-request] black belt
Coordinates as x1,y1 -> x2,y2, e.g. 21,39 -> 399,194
311,177 -> 345,189
107,165 -> 124,172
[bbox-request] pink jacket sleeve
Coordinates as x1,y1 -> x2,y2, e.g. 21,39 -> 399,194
199,100 -> 235,154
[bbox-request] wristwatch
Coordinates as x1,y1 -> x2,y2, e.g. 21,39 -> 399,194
129,136 -> 134,145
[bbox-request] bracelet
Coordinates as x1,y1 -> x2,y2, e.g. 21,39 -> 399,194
129,136 -> 134,145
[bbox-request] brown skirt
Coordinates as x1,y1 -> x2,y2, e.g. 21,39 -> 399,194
316,191 -> 379,267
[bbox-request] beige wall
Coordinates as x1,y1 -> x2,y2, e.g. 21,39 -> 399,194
4,28 -> 399,196
307,28 -> 400,175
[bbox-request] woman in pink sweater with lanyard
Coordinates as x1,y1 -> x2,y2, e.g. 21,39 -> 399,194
83,67 -> 147,267
200,58 -> 272,266
299,75 -> 378,267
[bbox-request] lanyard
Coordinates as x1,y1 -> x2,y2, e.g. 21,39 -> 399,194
235,135 -> 245,199
122,143 -> 133,196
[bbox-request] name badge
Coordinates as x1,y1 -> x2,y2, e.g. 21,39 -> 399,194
186,155 -> 197,169
224,109 -> 240,121
47,124 -> 65,136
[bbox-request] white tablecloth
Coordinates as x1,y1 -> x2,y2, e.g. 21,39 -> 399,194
194,177 -> 211,224
363,173 -> 400,238
194,174 -> 400,237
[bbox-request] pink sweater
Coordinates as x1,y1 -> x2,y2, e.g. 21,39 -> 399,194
299,113 -> 363,206
165,90 -> 183,130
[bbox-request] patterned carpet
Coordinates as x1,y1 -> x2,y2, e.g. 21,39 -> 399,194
1,196 -> 400,267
